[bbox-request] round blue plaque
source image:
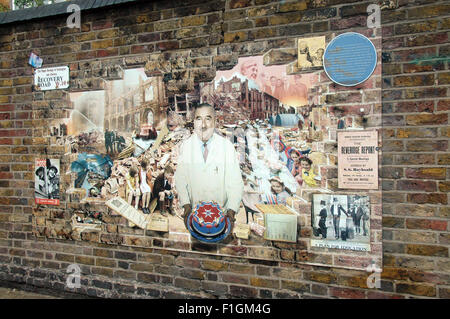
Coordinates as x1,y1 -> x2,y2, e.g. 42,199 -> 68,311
323,32 -> 377,86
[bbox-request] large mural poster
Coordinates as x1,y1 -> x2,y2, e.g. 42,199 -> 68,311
33,36 -> 382,270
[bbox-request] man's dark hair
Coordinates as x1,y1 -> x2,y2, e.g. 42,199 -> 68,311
194,103 -> 215,113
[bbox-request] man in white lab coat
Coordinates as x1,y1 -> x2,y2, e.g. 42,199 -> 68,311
175,103 -> 244,228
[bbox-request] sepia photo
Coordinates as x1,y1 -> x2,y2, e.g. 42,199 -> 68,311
297,36 -> 326,70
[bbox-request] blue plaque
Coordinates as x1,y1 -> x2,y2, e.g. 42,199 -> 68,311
323,32 -> 377,86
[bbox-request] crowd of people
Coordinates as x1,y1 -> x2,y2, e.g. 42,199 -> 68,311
239,59 -> 308,104
229,119 -> 321,223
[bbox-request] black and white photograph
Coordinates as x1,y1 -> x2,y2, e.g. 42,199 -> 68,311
311,194 -> 370,251
35,158 -> 60,206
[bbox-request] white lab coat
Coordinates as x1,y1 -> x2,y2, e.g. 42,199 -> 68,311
175,133 -> 244,213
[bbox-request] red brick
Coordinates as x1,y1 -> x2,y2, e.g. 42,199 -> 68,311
407,193 -> 447,205
229,0 -> 252,9
96,48 -> 119,58
157,41 -> 179,51
131,44 -> 154,54
406,219 -> 448,231
406,140 -> 447,152
329,287 -> 365,299
397,180 -> 436,192
367,291 -> 405,299
437,100 -> 450,112
405,32 -> 448,47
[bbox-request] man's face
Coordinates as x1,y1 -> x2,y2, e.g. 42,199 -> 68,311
194,106 -> 215,142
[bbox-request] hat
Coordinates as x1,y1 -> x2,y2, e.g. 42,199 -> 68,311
186,201 -> 232,243
320,200 -> 326,206
269,176 -> 284,185
35,167 -> 45,176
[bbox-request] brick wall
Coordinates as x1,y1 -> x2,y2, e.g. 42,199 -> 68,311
0,0 -> 448,299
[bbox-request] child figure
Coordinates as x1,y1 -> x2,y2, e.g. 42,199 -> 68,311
300,157 -> 319,187
139,160 -> 152,214
152,165 -> 175,216
267,176 -> 292,205
287,148 -> 303,185
126,166 -> 141,210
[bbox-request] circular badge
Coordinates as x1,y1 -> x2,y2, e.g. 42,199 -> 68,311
323,32 -> 377,86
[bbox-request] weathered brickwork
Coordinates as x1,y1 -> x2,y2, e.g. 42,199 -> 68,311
0,0 -> 448,299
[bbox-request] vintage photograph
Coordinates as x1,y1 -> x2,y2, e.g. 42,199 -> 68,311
297,36 -> 326,70
311,194 -> 370,251
35,158 -> 60,205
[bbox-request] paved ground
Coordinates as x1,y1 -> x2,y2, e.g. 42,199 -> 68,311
0,281 -> 94,299
0,286 -> 59,299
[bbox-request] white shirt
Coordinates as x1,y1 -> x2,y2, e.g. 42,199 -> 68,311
175,132 -> 244,212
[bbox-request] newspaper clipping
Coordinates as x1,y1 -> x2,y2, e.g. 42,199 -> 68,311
338,130 -> 379,189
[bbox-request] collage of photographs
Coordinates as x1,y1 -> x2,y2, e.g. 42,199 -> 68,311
35,36 -> 378,258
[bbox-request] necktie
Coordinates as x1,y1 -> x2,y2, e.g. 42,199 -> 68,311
203,143 -> 208,162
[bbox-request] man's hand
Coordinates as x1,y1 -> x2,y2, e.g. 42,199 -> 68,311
226,209 -> 237,238
182,204 -> 192,217
226,209 -> 236,222
227,209 -> 236,230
